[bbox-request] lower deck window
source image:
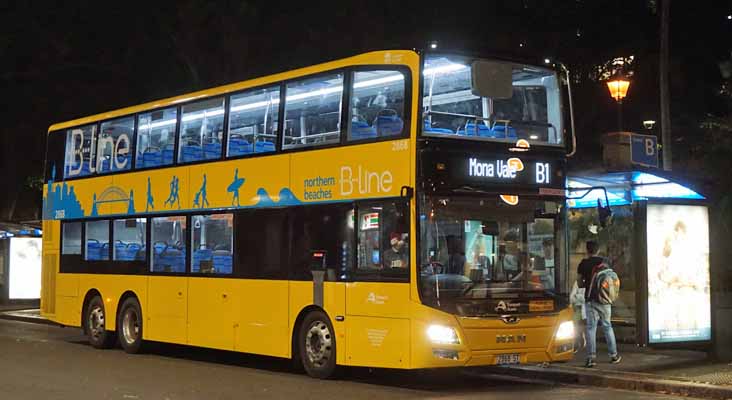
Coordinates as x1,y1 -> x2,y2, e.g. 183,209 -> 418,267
192,214 -> 233,274
151,216 -> 186,273
85,220 -> 109,261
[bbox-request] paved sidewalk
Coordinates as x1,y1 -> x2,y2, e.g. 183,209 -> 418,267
0,308 -> 56,325
483,343 -> 732,399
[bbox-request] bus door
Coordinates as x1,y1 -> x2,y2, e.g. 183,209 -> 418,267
345,200 -> 411,368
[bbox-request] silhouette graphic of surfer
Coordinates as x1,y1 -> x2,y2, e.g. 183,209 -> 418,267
146,177 -> 154,212
228,168 -> 245,206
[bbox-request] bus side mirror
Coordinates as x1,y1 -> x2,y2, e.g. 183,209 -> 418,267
471,60 -> 513,99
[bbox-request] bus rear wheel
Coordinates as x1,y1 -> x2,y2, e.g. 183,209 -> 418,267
117,297 -> 144,354
298,311 -> 338,379
85,296 -> 116,349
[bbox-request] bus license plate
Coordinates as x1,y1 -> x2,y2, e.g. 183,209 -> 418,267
496,353 -> 520,365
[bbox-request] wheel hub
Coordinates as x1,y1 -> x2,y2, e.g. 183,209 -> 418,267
122,309 -> 139,345
88,306 -> 104,339
305,321 -> 332,367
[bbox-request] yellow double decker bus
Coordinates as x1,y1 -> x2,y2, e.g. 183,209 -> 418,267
41,49 -> 575,378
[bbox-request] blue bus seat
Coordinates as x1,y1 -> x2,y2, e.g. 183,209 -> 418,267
228,137 -> 252,156
374,115 -> 403,136
351,120 -> 377,140
491,124 -> 518,139
181,145 -> 203,163
423,120 -> 455,134
254,140 -> 275,153
203,142 -> 222,159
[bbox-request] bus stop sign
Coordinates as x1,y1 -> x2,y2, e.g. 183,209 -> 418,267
631,133 -> 658,168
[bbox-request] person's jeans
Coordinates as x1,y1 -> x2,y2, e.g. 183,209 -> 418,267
585,301 -> 618,360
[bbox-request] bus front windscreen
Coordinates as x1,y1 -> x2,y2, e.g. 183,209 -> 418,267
423,55 -> 564,147
419,195 -> 563,313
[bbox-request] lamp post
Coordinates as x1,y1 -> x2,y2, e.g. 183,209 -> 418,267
606,74 -> 630,131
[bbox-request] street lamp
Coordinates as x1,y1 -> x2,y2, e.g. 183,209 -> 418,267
606,73 -> 630,131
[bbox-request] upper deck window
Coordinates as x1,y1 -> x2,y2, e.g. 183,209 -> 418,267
179,98 -> 225,163
283,73 -> 344,149
64,124 -> 97,178
98,116 -> 134,174
423,55 -> 563,147
136,107 -> 177,169
227,86 -> 279,157
348,70 -> 406,141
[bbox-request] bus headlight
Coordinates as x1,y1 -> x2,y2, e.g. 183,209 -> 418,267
555,321 -> 575,341
427,324 -> 460,345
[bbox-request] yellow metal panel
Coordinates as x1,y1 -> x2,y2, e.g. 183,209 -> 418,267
345,316 -> 409,368
55,295 -> 81,326
345,282 -> 410,318
188,277 -> 236,350
49,50 -> 419,132
290,140 -> 411,203
345,282 -> 410,368
234,279 -> 290,358
56,274 -> 79,298
146,276 -> 188,343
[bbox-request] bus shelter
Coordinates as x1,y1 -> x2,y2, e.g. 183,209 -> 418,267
566,170 -> 710,347
0,223 -> 42,305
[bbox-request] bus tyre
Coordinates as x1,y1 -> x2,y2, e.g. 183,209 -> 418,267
299,311 -> 338,379
85,296 -> 116,349
117,297 -> 143,354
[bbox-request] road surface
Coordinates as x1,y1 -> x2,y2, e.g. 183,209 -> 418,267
0,319 -> 686,400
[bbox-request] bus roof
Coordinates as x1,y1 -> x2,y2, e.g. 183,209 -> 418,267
48,49 -> 419,133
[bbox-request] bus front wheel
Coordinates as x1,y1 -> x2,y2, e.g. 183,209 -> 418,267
84,296 -> 116,349
298,311 -> 338,379
117,297 -> 144,354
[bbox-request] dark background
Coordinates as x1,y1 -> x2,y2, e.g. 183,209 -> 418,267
1,0 -> 730,226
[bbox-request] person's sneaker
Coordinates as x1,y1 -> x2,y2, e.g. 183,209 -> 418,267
585,359 -> 596,368
610,355 -> 622,364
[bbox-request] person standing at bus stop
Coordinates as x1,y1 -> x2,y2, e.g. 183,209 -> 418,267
578,241 -> 621,367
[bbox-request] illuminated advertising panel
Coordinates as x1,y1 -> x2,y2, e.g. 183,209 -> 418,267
646,204 -> 711,343
8,237 -> 42,300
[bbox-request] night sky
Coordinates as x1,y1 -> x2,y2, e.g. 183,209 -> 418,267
1,0 -> 731,221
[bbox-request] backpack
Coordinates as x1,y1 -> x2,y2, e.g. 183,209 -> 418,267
589,262 -> 620,305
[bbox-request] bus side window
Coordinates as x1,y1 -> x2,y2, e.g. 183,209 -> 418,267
85,220 -> 110,261
355,201 -> 409,280
348,70 -> 406,141
289,204 -> 353,281
282,73 -> 344,149
179,98 -> 225,164
150,216 -> 187,273
235,209 -> 288,279
191,214 -> 233,275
